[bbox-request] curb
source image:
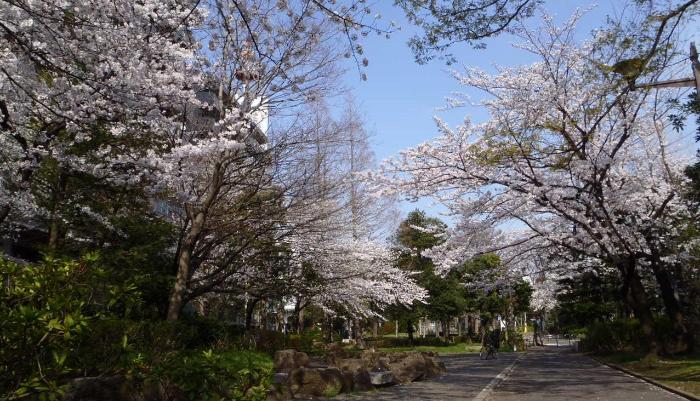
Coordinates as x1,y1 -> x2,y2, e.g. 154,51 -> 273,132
591,356 -> 700,401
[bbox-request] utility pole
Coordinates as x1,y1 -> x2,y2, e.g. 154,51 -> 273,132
633,42 -> 700,93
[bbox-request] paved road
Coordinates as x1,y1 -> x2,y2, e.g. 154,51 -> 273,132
489,347 -> 683,401
334,352 -> 518,401
332,346 -> 685,401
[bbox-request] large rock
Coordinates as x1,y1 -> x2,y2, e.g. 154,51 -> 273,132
142,379 -> 185,401
332,358 -> 373,392
369,371 -> 395,386
339,370 -> 355,393
64,376 -> 138,401
288,367 -> 344,398
387,352 -> 426,383
333,358 -> 365,372
324,343 -> 355,366
326,342 -> 343,353
360,349 -> 382,371
421,352 -> 447,378
267,383 -> 293,401
274,350 -> 309,374
272,373 -> 289,385
351,370 -> 374,392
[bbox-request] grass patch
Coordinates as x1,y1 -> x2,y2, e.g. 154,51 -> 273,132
599,353 -> 700,397
378,342 -> 482,355
217,348 -> 274,371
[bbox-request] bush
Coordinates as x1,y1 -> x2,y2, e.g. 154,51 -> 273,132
505,330 -> 525,351
0,254 -> 141,399
579,319 -> 643,353
71,316 -> 245,376
0,255 -> 262,400
457,332 -> 482,344
247,329 -> 321,355
378,337 -> 452,348
146,349 -> 272,401
652,316 -> 677,348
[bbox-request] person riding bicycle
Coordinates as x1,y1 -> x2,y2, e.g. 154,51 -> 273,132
491,328 -> 501,351
480,328 -> 500,359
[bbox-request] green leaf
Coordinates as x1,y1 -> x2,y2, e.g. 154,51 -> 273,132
47,318 -> 62,331
52,350 -> 67,367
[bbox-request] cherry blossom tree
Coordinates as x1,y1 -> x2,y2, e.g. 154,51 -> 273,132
162,88 -> 423,323
376,8 -> 698,352
158,0 -> 394,320
290,237 -> 427,317
0,0 -> 205,237
259,101 -> 424,324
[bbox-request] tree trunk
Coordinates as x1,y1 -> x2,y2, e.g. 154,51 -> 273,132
166,206 -> 205,321
0,204 -> 9,227
624,263 -> 658,354
166,163 -> 223,321
407,319 -> 414,343
534,315 -> 546,346
325,315 -> 333,343
47,173 -> 67,254
48,217 -> 60,252
245,298 -> 259,331
297,306 -> 305,334
259,299 -> 268,331
652,264 -> 693,353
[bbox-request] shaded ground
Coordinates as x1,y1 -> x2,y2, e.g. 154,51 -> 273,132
599,352 -> 700,397
490,347 -> 684,401
333,352 -> 518,400
332,346 -> 686,401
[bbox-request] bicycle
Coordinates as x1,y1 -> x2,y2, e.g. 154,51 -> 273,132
479,342 -> 497,360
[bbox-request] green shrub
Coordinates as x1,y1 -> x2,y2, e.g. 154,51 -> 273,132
0,254 -> 141,399
147,349 -> 272,401
459,332 -> 482,344
379,337 -> 452,348
247,329 -> 321,355
138,316 -> 241,351
506,330 -> 525,351
579,319 -> 643,353
652,316 -> 677,347
1,254 -> 274,401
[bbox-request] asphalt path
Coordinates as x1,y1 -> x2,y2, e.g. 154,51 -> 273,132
333,352 -> 518,401
332,346 -> 686,401
488,346 -> 684,401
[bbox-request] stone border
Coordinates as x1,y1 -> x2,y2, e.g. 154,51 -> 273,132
591,356 -> 700,401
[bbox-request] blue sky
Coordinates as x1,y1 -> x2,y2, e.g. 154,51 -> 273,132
339,1 -> 699,220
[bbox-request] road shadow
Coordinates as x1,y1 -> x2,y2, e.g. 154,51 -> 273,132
333,353 -> 518,401
490,346 -> 683,401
